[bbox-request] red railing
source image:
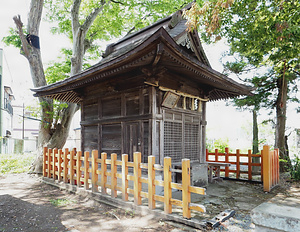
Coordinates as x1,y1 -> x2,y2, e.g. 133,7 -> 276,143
206,145 -> 279,192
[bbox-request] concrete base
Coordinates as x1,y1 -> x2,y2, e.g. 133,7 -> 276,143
251,202 -> 300,232
191,162 -> 208,187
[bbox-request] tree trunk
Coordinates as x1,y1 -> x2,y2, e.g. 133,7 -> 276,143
275,67 -> 292,172
252,110 -> 260,172
16,0 -> 106,173
252,110 -> 259,154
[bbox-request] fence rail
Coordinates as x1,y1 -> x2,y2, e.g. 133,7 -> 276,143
43,147 -> 206,219
206,145 -> 279,192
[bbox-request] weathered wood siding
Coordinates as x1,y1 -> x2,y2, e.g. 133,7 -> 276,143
81,81 -> 206,165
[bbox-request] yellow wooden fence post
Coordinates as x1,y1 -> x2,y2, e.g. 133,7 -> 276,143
111,153 -> 118,198
58,149 -> 63,181
263,145 -> 271,192
63,148 -> 69,183
43,147 -> 47,177
76,151 -> 82,187
134,152 -> 142,205
182,159 -> 191,219
91,150 -> 98,192
148,156 -> 155,209
53,148 -> 58,179
84,151 -> 89,190
70,149 -> 75,185
48,148 -> 52,178
101,152 -> 107,194
164,157 -> 172,214
122,154 -> 128,201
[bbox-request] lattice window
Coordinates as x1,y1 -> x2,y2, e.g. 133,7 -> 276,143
164,121 -> 182,163
184,123 -> 200,161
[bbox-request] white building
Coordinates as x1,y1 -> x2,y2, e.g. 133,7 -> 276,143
0,48 -> 15,154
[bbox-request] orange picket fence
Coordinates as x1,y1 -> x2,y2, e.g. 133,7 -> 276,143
206,145 -> 279,192
43,147 -> 206,219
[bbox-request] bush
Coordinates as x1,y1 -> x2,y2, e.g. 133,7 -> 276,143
206,138 -> 230,153
290,155 -> 300,180
0,153 -> 35,174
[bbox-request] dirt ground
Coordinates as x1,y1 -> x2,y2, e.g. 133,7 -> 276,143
0,173 -> 299,232
0,174 -> 179,232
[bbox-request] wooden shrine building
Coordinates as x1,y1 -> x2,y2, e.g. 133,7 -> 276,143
33,8 -> 252,185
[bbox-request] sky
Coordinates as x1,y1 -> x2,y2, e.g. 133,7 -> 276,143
0,1 -> 299,153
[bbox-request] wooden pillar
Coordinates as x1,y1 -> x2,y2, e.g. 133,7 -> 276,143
215,149 -> 219,162
134,152 -> 142,205
101,152 -> 107,194
76,151 -> 82,187
182,159 -> 191,219
236,149 -> 240,179
43,147 -> 47,177
164,157 -> 172,214
69,149 -> 75,185
225,147 -> 229,178
248,149 -> 252,181
58,149 -> 63,181
63,148 -> 68,183
263,145 -> 271,192
148,155 -> 155,209
122,154 -> 129,201
91,150 -> 98,192
84,151 -> 89,190
111,153 -> 117,198
47,148 -> 52,178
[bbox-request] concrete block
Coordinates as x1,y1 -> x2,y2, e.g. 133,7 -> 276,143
251,202 -> 300,232
191,162 -> 208,187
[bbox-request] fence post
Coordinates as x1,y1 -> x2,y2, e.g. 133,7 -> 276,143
225,147 -> 229,178
111,153 -> 117,198
101,152 -> 107,194
122,154 -> 128,201
182,159 -> 191,219
70,149 -> 75,185
260,150 -> 263,181
53,148 -> 59,179
63,148 -> 69,183
48,148 -> 52,178
84,151 -> 89,190
91,150 -> 98,192
236,149 -> 240,179
248,149 -> 252,181
215,149 -> 219,162
275,148 -> 280,185
58,149 -> 63,181
134,152 -> 142,205
77,151 -> 82,187
164,157 -> 172,214
263,145 -> 271,192
206,149 -> 209,161
148,156 -> 155,209
43,147 -> 47,177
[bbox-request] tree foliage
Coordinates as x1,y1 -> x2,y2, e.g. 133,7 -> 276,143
186,0 -> 299,171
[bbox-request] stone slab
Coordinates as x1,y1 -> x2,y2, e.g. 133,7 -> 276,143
251,202 -> 300,232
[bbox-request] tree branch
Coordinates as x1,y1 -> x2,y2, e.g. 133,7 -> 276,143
13,15 -> 30,57
71,0 -> 81,34
81,1 -> 111,33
